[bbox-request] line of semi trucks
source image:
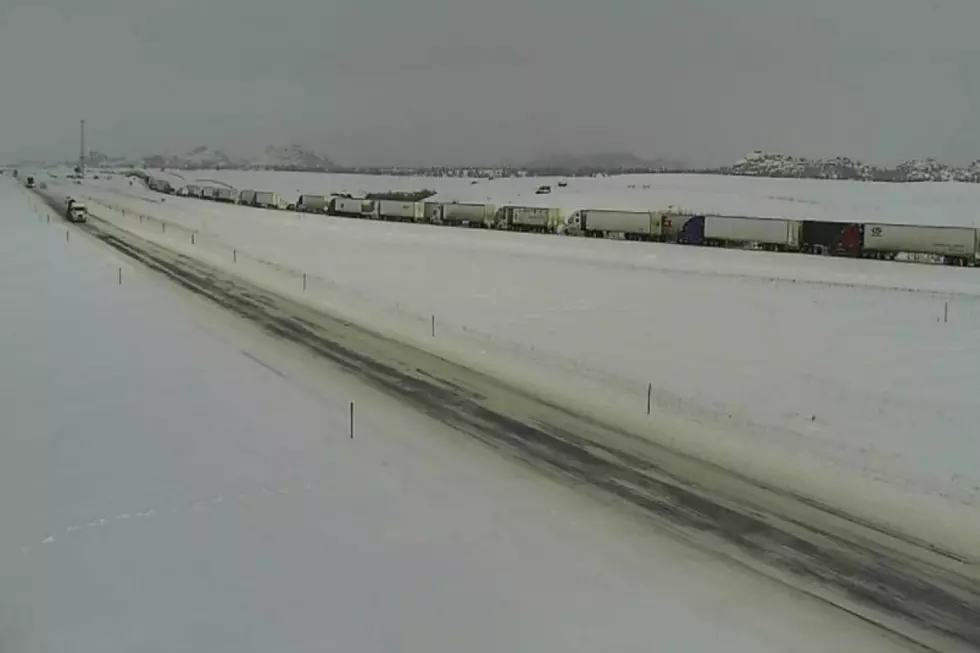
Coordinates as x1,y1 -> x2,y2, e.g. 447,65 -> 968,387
144,177 -> 980,266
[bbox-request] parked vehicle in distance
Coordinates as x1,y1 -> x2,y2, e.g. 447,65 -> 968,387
375,199 -> 423,222
214,187 -> 239,203
297,194 -> 328,213
238,190 -> 257,205
800,221 -> 862,256
135,175 -> 980,269
495,206 -> 562,233
330,196 -> 373,217
440,202 -> 495,228
254,191 -> 283,209
862,223 -> 977,266
563,209 -> 662,241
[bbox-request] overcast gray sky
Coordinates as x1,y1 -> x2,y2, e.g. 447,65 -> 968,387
1,0 -> 979,167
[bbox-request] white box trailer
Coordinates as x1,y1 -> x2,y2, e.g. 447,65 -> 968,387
332,197 -> 369,216
297,194 -> 328,212
239,190 -> 257,205
567,210 -> 662,240
497,206 -> 562,232
200,187 -> 217,200
215,187 -> 239,203
440,203 -> 495,227
254,191 -> 282,208
704,216 -> 801,250
184,185 -> 201,197
863,223 -> 977,261
376,200 -> 422,221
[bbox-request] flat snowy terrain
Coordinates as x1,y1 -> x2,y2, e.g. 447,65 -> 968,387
2,178 -> 928,651
71,176 -> 980,558
120,166 -> 980,226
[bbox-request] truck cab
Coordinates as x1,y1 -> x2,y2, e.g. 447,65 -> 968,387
66,202 -> 88,223
560,211 -> 584,236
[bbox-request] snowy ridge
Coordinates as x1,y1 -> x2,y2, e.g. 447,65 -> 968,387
725,150 -> 980,183
76,145 -> 337,172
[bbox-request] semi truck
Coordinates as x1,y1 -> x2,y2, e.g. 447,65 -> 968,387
297,195 -> 328,213
438,202 -> 496,227
376,199 -> 423,222
330,196 -> 372,217
862,223 -> 977,265
254,191 -> 283,209
238,190 -> 257,205
63,197 -> 88,223
214,188 -> 239,203
676,215 -> 801,251
495,206 -> 562,233
563,209 -> 662,241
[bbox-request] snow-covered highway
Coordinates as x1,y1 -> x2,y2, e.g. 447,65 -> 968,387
2,178 -> 948,651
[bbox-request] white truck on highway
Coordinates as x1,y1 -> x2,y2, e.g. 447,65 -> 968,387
238,190 -> 257,205
703,215 -> 802,251
862,223 -> 977,264
438,202 -> 496,228
495,206 -> 562,233
254,191 -> 284,209
563,209 -> 662,241
65,198 -> 88,223
214,188 -> 239,203
376,199 -> 423,222
297,194 -> 328,213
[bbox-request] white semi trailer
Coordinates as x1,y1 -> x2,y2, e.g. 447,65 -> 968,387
862,223 -> 977,265
297,195 -> 328,212
331,197 -> 372,216
254,191 -> 283,209
439,202 -> 495,227
239,190 -> 257,205
376,200 -> 423,221
495,206 -> 562,233
703,216 -> 802,251
563,209 -> 662,240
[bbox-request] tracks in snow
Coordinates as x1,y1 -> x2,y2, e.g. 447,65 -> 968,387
77,215 -> 980,653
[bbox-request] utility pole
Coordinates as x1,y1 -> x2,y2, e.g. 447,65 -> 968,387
79,119 -> 86,178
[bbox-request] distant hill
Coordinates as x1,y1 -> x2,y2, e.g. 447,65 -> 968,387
24,144 -> 980,184
710,150 -> 980,183
72,145 -> 338,172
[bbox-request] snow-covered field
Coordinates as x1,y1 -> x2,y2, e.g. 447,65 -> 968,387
127,167 -> 980,226
2,178 -> 924,652
68,174 -> 980,559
